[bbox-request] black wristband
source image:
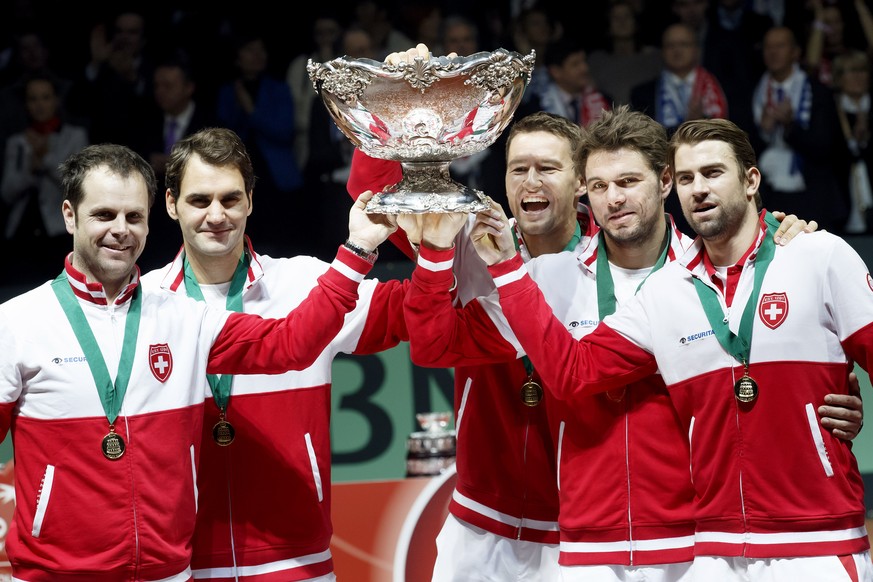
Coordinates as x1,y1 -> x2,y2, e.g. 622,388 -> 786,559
344,239 -> 378,263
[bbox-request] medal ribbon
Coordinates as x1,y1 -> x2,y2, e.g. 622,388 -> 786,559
691,213 -> 777,367
512,222 -> 583,376
596,224 -> 671,319
51,273 -> 142,425
183,252 -> 249,411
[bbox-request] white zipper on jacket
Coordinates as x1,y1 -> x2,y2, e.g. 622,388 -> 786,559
123,413 -> 141,571
624,409 -> 634,563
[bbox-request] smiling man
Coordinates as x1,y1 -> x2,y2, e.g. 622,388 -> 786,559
140,127 -> 428,581
404,106 -> 864,581
471,115 -> 873,581
0,142 -> 397,580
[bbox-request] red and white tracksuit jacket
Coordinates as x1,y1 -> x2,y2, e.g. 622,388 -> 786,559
407,219 -> 702,566
350,149 -> 596,544
415,215 -> 600,544
0,246 -> 371,581
140,238 -> 408,581
489,217 -> 872,559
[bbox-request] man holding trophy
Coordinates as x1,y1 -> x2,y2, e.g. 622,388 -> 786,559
141,126 -> 468,581
331,44 -> 863,580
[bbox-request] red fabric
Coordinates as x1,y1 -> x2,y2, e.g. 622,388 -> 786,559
579,87 -> 611,127
691,66 -> 729,120
30,116 -> 61,134
347,149 -> 416,260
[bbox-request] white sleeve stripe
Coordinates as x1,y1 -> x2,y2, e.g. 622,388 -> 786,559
417,255 -> 454,272
493,267 -> 526,287
331,260 -> 366,283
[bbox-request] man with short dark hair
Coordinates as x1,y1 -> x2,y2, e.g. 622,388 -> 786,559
142,127 -> 461,581
0,142 -> 397,579
405,106 -> 865,581
472,116 -> 873,581
752,25 -> 846,232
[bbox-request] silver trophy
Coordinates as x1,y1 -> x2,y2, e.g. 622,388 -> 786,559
307,49 -> 535,213
405,411 -> 456,478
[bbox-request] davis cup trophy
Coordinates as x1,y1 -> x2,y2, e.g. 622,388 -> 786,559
307,49 -> 535,213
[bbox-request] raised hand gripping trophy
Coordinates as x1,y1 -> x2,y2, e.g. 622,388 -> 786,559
307,49 -> 535,213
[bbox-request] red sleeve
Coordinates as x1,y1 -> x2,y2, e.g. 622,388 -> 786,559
404,245 -> 519,367
347,149 -> 416,261
0,402 -> 14,440
353,279 -> 410,354
207,245 -> 373,374
489,254 -> 658,402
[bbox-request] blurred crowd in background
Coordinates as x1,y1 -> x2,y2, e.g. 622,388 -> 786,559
2,0 -> 873,283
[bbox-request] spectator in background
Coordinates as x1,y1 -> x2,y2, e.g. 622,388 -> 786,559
0,74 -> 87,279
133,51 -> 217,270
588,0 -> 661,106
0,27 -> 73,160
533,37 -> 611,128
438,15 -> 501,199
670,0 -> 711,49
217,30 -> 301,256
405,2 -> 445,54
702,0 -> 773,135
510,5 -> 563,108
833,49 -> 873,234
749,0 -> 812,38
304,25 -> 379,260
352,0 -> 415,60
630,22 -> 728,135
441,13 -> 480,58
805,0 -> 873,88
134,51 -> 215,184
68,9 -> 155,145
752,26 -> 846,232
286,14 -> 343,171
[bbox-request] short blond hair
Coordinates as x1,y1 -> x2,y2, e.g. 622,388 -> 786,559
832,49 -> 870,88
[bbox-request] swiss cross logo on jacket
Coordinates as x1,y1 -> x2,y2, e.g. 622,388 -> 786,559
149,344 -> 173,383
759,293 -> 788,329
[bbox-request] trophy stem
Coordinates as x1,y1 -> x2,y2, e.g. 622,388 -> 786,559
366,160 -> 491,214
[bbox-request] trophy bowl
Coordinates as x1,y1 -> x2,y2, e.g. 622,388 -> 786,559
307,49 -> 536,213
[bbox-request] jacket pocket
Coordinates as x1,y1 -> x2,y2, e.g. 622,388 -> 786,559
32,464 -> 55,538
305,433 -> 324,502
804,402 -> 834,477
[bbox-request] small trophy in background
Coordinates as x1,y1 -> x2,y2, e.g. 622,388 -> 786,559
405,411 -> 456,478
307,49 -> 535,214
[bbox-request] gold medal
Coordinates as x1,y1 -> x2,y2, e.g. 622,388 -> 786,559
213,420 -> 235,446
521,379 -> 543,407
102,427 -> 125,460
734,374 -> 758,403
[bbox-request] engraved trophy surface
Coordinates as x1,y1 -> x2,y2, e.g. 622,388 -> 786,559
307,49 -> 535,213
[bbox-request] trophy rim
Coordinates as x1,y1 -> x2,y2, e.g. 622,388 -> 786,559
309,47 -> 534,69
